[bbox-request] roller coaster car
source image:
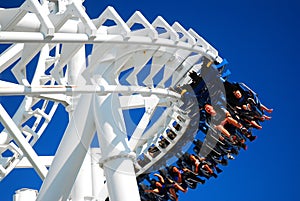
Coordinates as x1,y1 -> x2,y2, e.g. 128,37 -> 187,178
180,174 -> 202,189
139,184 -> 152,201
220,132 -> 247,151
137,174 -> 150,183
197,110 -> 243,150
192,139 -> 229,166
140,184 -> 169,201
141,174 -> 177,201
208,154 -> 228,167
177,154 -> 214,180
193,151 -> 224,173
184,179 -> 198,189
189,71 -> 225,106
224,81 -> 265,120
195,118 -> 242,158
189,70 -> 228,108
165,166 -> 203,190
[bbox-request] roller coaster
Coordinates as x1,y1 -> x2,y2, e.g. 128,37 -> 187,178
0,1 -> 272,201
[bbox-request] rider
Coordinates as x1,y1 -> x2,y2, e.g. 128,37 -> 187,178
145,173 -> 186,201
224,81 -> 273,129
167,165 -> 205,190
204,104 -> 244,139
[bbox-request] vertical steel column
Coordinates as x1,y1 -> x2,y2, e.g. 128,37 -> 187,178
67,46 -> 86,87
68,45 -> 93,201
91,148 -> 108,200
13,189 -> 38,201
93,87 -> 141,201
71,149 -> 93,201
36,94 -> 96,201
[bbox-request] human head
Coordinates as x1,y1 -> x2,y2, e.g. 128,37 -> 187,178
233,90 -> 242,99
204,104 -> 217,116
150,179 -> 156,186
168,166 -> 176,172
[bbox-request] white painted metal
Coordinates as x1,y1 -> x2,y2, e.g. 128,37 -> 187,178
13,189 -> 38,201
94,92 -> 141,201
68,37 -> 93,201
128,95 -> 160,150
0,1 -> 223,201
90,148 -> 108,200
0,84 -> 181,98
0,43 -> 24,72
0,104 -> 48,180
36,94 -> 96,201
71,149 -> 93,201
16,156 -> 54,168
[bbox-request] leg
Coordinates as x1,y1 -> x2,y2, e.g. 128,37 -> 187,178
244,119 -> 262,129
215,125 -> 231,138
169,188 -> 178,201
260,104 -> 273,113
225,116 -> 243,128
250,120 -> 262,129
202,164 -> 214,174
174,183 -> 187,193
262,114 -> 272,120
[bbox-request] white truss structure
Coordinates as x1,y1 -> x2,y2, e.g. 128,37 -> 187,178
0,0 -> 223,201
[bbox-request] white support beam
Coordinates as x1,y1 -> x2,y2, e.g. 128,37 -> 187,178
152,16 -> 179,41
0,31 -> 214,58
188,28 -> 222,62
48,1 -> 97,37
0,8 -> 28,31
128,95 -> 159,150
16,156 -> 54,168
0,104 -> 48,180
119,95 -> 170,109
172,22 -> 196,45
143,46 -> 177,87
171,54 -> 203,86
134,107 -> 173,147
157,48 -> 191,87
37,94 -> 96,201
66,2 -> 97,38
93,6 -> 130,38
31,45 -> 49,86
94,91 -> 141,201
113,45 -> 157,81
0,43 -> 24,73
119,95 -> 146,109
11,43 -> 46,85
21,0 -> 55,37
50,44 -> 84,84
126,11 -> 158,40
0,84 -> 181,99
126,48 -> 157,85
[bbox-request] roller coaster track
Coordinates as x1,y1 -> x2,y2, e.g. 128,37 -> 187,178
0,1 -> 264,201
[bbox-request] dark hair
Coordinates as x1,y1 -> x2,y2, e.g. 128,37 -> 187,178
167,166 -> 175,172
150,179 -> 157,187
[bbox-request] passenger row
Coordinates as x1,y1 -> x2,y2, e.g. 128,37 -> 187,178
137,60 -> 272,201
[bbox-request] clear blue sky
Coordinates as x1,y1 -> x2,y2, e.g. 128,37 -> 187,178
1,0 -> 300,201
